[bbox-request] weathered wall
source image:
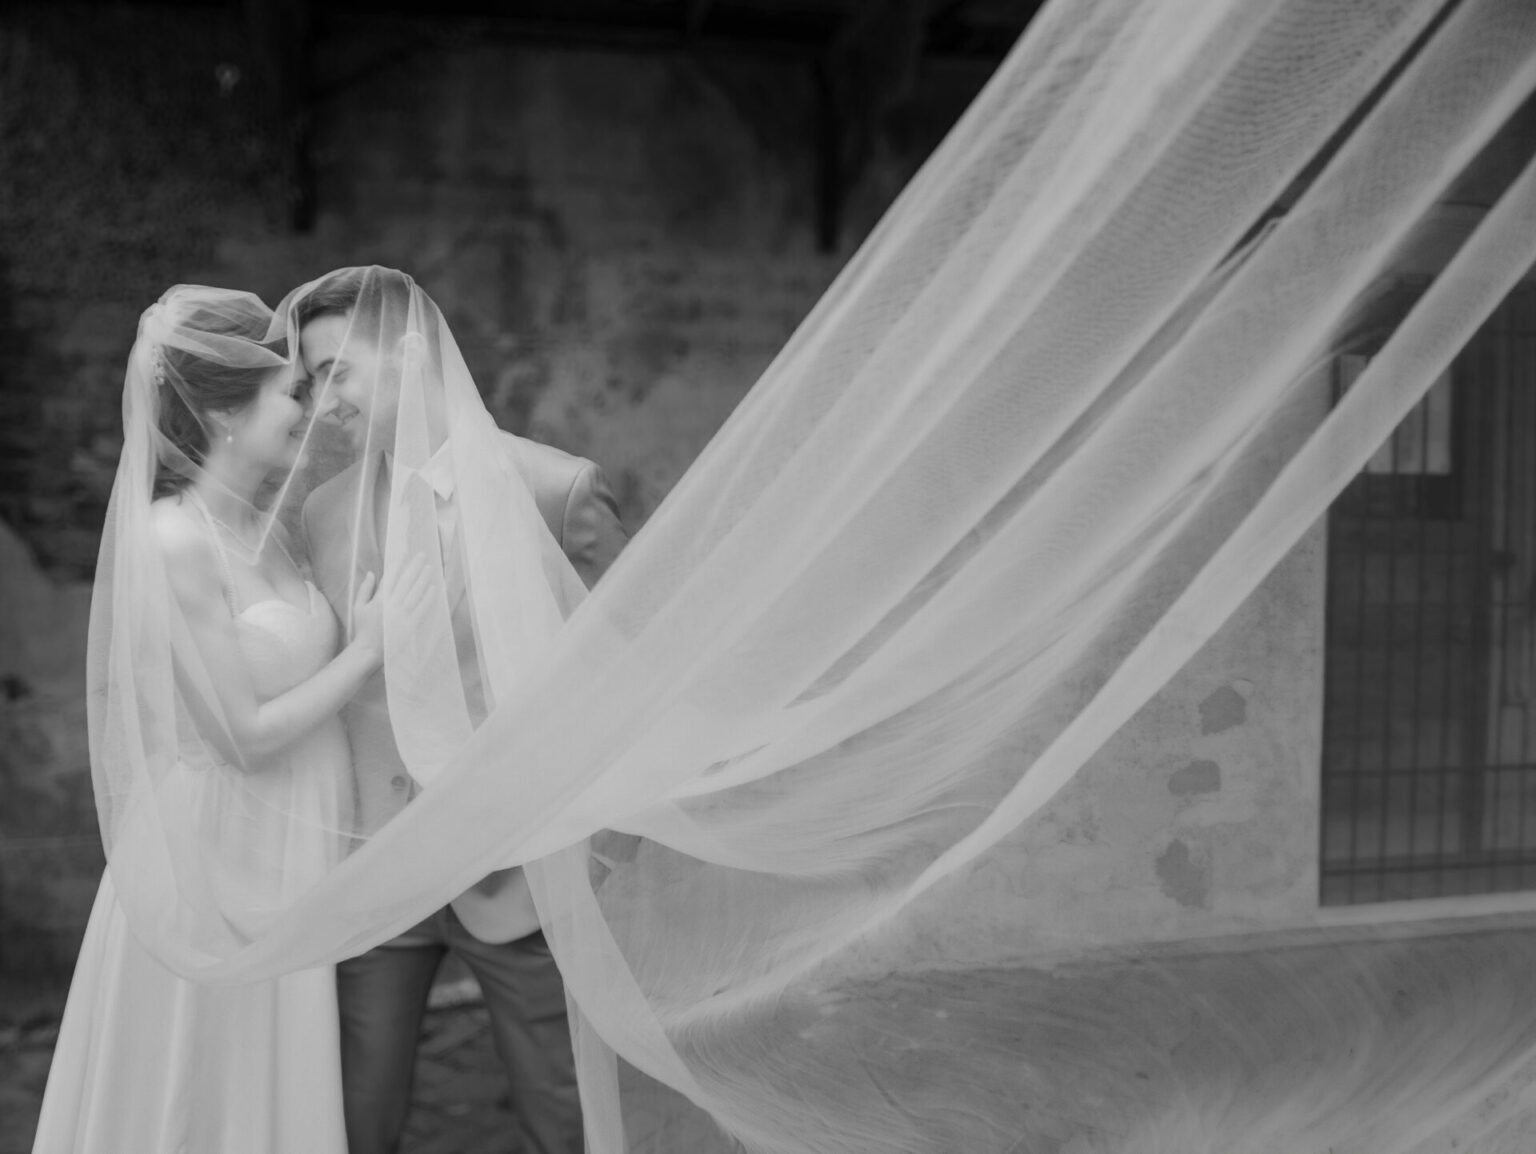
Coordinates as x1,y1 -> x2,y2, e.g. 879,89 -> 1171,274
0,524 -> 96,986
0,2 -> 986,988
877,98 -> 1536,967
1,6 -> 290,575
1,4 -> 986,574
858,372 -> 1335,971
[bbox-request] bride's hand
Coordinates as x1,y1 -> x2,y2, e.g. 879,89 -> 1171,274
350,554 -> 433,662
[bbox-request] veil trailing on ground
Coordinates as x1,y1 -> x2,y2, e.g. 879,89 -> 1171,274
91,0 -> 1536,1149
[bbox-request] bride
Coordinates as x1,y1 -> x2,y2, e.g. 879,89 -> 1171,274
31,286 -> 426,1154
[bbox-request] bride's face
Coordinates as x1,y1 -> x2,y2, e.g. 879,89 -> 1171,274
229,368 -> 309,473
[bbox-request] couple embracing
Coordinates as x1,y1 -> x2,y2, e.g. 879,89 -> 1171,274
33,266 -> 627,1154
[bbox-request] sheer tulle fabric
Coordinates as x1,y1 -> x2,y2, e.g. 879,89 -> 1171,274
87,0 -> 1536,1150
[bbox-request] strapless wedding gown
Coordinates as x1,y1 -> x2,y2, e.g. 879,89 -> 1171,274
32,584 -> 351,1154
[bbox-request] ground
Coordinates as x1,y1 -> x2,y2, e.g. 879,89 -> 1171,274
0,968 -> 523,1154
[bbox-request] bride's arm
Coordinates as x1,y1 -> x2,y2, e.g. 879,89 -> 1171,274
152,501 -> 412,764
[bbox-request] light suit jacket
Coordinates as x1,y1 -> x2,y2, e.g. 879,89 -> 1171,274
303,434 -> 627,943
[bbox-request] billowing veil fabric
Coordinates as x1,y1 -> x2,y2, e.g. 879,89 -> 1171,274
87,0 -> 1536,1150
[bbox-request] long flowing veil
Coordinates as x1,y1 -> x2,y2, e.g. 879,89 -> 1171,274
88,0 -> 1536,1149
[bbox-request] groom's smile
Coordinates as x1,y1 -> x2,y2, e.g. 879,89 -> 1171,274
323,399 -> 361,429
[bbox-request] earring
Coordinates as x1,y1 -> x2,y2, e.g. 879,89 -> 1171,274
226,432 -> 234,444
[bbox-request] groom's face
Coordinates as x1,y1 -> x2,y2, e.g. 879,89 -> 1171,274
300,312 -> 397,451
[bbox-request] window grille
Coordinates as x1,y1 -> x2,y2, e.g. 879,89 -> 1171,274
1321,288 -> 1536,904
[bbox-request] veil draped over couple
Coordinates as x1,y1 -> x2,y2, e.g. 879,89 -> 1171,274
32,1 -> 1536,1151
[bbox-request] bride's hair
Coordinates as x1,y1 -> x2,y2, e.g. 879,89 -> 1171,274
152,302 -> 286,499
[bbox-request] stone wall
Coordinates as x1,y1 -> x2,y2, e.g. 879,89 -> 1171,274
875,99 -> 1536,968
0,4 -> 287,576
0,2 -> 988,986
0,522 -> 95,991
0,3 -> 987,576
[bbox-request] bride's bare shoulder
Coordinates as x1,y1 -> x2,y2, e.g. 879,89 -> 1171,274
149,497 -> 218,581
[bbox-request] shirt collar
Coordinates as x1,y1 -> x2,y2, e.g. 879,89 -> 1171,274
412,442 -> 456,501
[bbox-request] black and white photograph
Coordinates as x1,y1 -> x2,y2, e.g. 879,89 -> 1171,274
5,1 -> 1536,1152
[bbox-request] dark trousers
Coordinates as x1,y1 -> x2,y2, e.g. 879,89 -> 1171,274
336,907 -> 584,1154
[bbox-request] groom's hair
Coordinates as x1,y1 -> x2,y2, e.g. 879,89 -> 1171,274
295,267 -> 415,340
294,271 -> 362,328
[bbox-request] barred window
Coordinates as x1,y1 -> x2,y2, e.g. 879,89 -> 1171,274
1322,289 -> 1536,904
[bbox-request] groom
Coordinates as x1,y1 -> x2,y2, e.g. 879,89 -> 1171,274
296,267 -> 627,1154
